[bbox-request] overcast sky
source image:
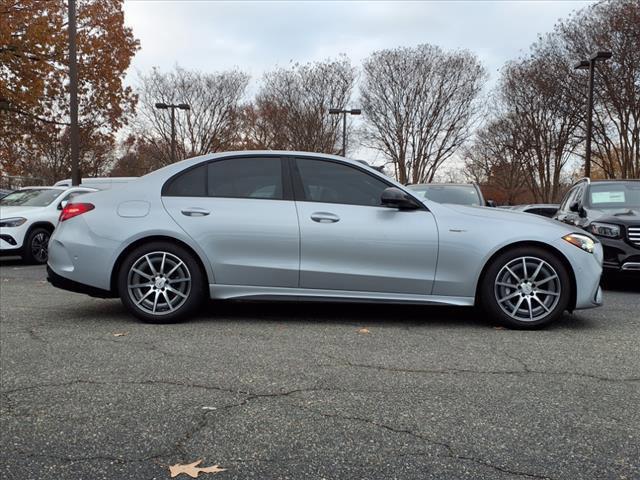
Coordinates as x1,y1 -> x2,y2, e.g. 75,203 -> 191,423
124,0 -> 594,83
122,0 -> 595,168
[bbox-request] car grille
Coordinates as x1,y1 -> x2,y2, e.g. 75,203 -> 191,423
628,226 -> 640,247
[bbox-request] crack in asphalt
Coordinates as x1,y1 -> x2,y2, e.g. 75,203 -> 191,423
289,404 -> 555,480
0,379 -> 364,398
320,353 -> 640,383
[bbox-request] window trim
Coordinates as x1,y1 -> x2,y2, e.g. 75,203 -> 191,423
161,154 -> 292,201
290,155 -> 427,210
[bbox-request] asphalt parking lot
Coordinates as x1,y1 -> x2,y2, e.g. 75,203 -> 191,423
1,259 -> 639,480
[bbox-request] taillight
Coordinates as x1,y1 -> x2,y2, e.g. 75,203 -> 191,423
59,203 -> 95,222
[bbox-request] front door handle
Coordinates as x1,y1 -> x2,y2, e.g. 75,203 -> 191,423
311,212 -> 340,223
181,207 -> 210,217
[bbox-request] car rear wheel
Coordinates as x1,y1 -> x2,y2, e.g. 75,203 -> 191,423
23,227 -> 51,264
481,247 -> 571,328
118,242 -> 205,323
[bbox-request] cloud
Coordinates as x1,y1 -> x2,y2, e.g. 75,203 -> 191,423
123,0 -> 595,162
125,0 -> 593,80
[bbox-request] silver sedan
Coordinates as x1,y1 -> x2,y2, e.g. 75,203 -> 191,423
47,151 -> 603,328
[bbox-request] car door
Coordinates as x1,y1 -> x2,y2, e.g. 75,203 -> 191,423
292,157 -> 438,295
162,156 -> 300,287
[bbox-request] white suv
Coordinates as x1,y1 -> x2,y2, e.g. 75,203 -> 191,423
0,186 -> 96,263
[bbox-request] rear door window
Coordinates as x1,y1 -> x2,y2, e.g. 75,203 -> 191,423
207,157 -> 283,200
163,164 -> 207,197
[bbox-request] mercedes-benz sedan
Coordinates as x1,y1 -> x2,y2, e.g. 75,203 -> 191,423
47,151 -> 603,328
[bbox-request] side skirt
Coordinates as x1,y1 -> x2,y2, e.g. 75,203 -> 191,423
209,284 -> 474,307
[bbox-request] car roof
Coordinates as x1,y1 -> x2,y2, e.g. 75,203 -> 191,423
408,183 -> 477,187
15,186 -> 96,192
572,178 -> 640,187
515,204 -> 559,209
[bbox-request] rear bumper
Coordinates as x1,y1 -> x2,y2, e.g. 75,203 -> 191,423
47,265 -> 115,298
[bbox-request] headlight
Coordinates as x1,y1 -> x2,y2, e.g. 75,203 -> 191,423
589,222 -> 621,238
0,217 -> 27,227
562,233 -> 595,254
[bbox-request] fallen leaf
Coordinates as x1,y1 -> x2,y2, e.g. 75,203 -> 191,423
493,326 -> 506,330
169,460 -> 226,478
112,332 -> 128,337
357,328 -> 370,334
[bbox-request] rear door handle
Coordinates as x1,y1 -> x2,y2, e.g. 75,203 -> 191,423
181,207 -> 210,217
311,212 -> 340,223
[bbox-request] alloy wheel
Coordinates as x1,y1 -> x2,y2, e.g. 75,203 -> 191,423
494,256 -> 562,322
31,232 -> 50,263
127,251 -> 192,315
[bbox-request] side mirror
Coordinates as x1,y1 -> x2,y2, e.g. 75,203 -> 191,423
486,200 -> 496,207
569,201 -> 587,218
58,200 -> 68,211
381,187 -> 420,210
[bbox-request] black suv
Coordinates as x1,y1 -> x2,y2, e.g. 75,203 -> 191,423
555,179 -> 640,273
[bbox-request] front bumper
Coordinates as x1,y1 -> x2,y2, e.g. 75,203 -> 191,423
599,236 -> 640,272
0,224 -> 28,251
553,237 -> 603,310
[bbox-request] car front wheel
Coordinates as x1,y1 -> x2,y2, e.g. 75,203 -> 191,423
118,242 -> 205,323
481,247 -> 571,328
23,227 -> 51,264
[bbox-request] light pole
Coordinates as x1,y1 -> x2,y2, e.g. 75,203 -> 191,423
155,102 -> 190,163
68,0 -> 80,186
329,108 -> 361,156
574,50 -> 612,178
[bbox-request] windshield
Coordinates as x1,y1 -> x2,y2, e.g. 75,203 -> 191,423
587,182 -> 640,210
412,185 -> 482,206
0,189 -> 63,207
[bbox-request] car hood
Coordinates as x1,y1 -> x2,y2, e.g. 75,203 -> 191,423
435,202 -> 574,231
589,208 -> 640,226
0,206 -> 46,219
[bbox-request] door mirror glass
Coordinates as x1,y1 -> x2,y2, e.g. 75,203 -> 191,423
381,187 -> 420,210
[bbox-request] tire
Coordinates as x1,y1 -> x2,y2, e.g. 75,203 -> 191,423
23,227 -> 52,264
117,241 -> 205,323
480,247 -> 571,329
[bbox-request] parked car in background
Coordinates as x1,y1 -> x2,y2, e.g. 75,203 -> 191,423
0,186 -> 96,263
47,151 -> 602,328
53,177 -> 137,190
0,189 -> 13,199
509,204 -> 559,218
555,178 -> 640,273
407,183 -> 494,207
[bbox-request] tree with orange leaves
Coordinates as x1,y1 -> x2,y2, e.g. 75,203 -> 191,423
0,0 -> 139,184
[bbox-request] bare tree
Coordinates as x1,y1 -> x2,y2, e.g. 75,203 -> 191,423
240,56 -> 356,154
463,116 -> 527,205
490,51 -> 584,203
134,67 -> 249,164
554,0 -> 640,179
360,44 -> 486,184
